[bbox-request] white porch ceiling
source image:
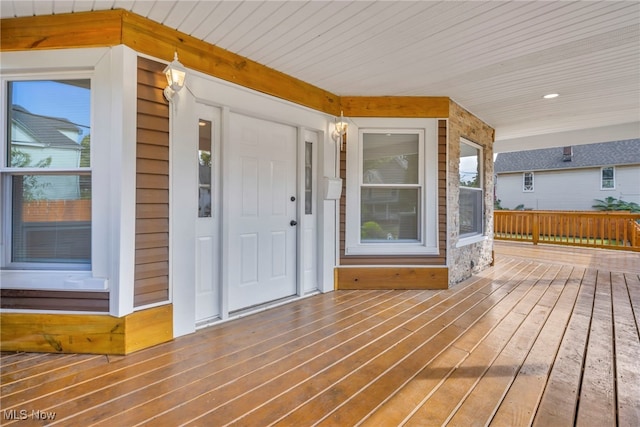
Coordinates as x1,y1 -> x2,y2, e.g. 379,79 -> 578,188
2,1 -> 639,143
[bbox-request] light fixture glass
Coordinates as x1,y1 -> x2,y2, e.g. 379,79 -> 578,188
543,93 -> 559,99
163,52 -> 187,101
332,110 -> 348,143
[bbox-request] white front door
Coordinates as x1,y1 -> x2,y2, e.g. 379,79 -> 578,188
195,104 -> 221,323
228,113 -> 298,311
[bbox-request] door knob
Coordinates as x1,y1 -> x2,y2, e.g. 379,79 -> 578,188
290,220 -> 298,226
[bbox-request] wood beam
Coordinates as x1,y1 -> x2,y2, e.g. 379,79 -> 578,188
0,305 -> 172,355
0,10 -> 341,116
341,96 -> 450,118
120,11 -> 340,115
335,267 -> 449,290
0,11 -> 456,120
0,10 -> 122,50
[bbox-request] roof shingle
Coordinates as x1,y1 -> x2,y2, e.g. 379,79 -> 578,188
494,139 -> 640,173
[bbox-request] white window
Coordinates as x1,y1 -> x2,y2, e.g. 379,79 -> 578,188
523,172 -> 534,192
361,131 -> 421,243
1,47 -> 134,298
5,79 -> 92,269
601,166 -> 615,189
459,139 -> 483,238
345,118 -> 438,255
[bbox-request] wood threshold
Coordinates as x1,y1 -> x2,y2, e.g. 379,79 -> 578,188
1,242 -> 638,425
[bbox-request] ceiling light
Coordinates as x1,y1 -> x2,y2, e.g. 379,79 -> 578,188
543,93 -> 559,99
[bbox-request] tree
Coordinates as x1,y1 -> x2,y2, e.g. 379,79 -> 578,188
592,196 -> 640,212
10,147 -> 52,201
79,134 -> 91,198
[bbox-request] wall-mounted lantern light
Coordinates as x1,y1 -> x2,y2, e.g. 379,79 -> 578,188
163,52 -> 187,101
332,110 -> 348,150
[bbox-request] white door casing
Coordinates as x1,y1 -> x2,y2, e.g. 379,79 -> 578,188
301,130 -> 318,293
195,104 -> 221,323
170,72 -> 338,337
227,113 -> 298,311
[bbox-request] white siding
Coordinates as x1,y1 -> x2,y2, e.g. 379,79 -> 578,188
496,165 -> 640,211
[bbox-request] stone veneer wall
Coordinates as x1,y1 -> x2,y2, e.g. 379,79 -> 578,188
448,100 -> 495,284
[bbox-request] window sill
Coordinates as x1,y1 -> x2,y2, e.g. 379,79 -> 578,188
345,244 -> 439,256
0,270 -> 108,291
456,234 -> 488,248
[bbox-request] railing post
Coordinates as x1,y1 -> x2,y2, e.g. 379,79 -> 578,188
532,212 -> 539,245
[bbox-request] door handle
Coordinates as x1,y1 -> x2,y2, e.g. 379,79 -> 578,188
290,220 -> 298,226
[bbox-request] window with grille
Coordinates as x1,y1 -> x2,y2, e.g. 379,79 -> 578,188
601,166 -> 615,189
523,172 -> 534,192
4,79 -> 92,269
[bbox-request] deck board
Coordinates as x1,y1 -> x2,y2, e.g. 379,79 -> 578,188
490,266 -> 581,426
361,261 -> 546,426
533,268 -> 594,427
439,266 -> 564,426
611,272 -> 640,426
576,270 -> 617,426
1,242 -> 639,426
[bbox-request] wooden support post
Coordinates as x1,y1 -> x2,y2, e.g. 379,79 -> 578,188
532,212 -> 539,245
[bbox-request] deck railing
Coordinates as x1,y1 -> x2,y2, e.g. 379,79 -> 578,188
494,210 -> 640,252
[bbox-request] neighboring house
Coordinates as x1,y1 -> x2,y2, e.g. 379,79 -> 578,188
10,105 -> 86,199
0,10 -> 494,354
494,139 -> 640,211
8,104 -> 91,266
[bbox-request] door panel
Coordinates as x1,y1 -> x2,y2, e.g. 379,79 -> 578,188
228,113 -> 297,311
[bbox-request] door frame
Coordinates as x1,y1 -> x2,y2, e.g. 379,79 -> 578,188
170,70 -> 337,338
194,103 -> 222,325
221,109 -> 320,317
298,128 -> 319,295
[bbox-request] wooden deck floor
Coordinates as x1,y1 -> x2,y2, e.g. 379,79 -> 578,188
2,242 -> 639,426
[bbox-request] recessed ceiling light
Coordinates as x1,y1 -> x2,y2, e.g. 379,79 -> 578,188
543,93 -> 559,99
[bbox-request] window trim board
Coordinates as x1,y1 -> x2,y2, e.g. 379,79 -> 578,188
458,138 -> 484,239
0,47 -> 138,317
345,118 -> 439,256
600,166 -> 615,190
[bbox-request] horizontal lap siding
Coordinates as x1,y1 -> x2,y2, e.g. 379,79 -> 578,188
0,290 -> 109,312
135,57 -> 170,307
339,120 -> 447,266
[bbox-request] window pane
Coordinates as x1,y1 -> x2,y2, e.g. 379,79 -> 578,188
459,187 -> 483,236
363,133 -> 418,184
8,80 -> 91,169
602,167 -> 614,188
12,175 -> 91,264
305,142 -> 312,215
523,172 -> 534,191
198,119 -> 212,217
460,142 -> 480,188
361,188 -> 419,242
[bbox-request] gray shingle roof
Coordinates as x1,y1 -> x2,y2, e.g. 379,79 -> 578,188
494,139 -> 640,173
11,105 -> 82,149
